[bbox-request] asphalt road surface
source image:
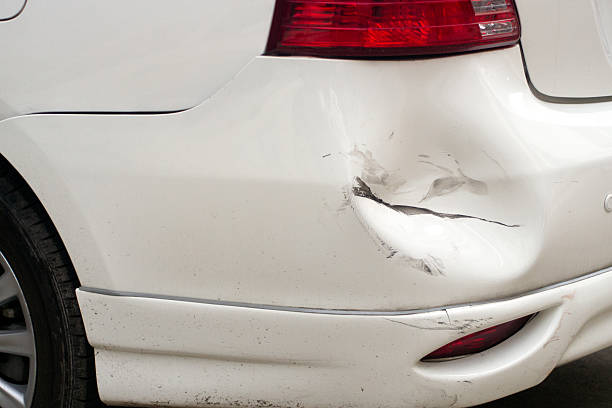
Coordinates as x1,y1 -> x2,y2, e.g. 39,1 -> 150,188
477,346 -> 612,407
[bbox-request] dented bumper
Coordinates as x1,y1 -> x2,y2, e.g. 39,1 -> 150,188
77,266 -> 612,407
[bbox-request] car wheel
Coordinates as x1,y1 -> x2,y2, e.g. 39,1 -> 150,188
0,158 -> 102,408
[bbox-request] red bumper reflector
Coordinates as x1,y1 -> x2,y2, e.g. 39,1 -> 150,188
265,0 -> 520,57
422,314 -> 533,360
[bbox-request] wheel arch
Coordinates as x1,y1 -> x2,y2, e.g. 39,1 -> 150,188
0,124 -> 111,290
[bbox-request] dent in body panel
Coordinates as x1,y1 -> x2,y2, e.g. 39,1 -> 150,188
418,156 -> 488,202
352,177 -> 519,229
343,143 -> 523,279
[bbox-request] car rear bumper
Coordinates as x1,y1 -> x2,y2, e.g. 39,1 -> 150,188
77,266 -> 612,407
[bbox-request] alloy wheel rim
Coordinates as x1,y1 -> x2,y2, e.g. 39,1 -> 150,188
0,251 -> 36,408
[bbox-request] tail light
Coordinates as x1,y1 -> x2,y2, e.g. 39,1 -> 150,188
265,0 -> 520,57
422,314 -> 533,361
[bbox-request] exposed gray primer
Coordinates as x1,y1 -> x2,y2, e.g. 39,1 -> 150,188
350,202 -> 445,275
348,146 -> 406,191
403,255 -> 445,276
353,177 -> 519,228
419,157 -> 487,202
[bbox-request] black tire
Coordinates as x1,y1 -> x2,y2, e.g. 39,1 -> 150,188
0,157 -> 102,408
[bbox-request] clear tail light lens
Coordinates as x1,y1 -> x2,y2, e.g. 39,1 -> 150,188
265,0 -> 520,57
422,314 -> 533,360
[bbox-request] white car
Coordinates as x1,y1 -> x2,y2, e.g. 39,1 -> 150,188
0,0 -> 611,407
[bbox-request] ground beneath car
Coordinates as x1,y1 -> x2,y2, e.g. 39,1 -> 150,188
477,347 -> 612,407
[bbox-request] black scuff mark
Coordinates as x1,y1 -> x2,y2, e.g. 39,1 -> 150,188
453,317 -> 495,335
386,250 -> 398,259
322,153 -> 331,158
353,177 -> 520,228
336,187 -> 351,213
384,316 -> 495,332
348,146 -> 406,191
376,237 -> 398,259
418,157 -> 488,202
403,255 -> 445,276
420,170 -> 487,202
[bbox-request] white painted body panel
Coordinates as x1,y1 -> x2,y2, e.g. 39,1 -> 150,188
3,47 -> 612,310
0,2 -> 612,405
76,268 -> 612,407
517,0 -> 612,98
0,0 -> 275,119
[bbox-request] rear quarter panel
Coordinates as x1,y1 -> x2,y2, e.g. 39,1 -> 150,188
0,0 -> 275,119
3,47 -> 612,311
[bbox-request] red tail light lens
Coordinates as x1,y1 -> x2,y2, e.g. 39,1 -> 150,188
265,0 -> 520,57
422,314 -> 533,360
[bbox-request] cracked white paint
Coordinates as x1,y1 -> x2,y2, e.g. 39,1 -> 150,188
348,146 -> 407,192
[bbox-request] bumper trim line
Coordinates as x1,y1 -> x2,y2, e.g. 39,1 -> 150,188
79,264 -> 612,316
